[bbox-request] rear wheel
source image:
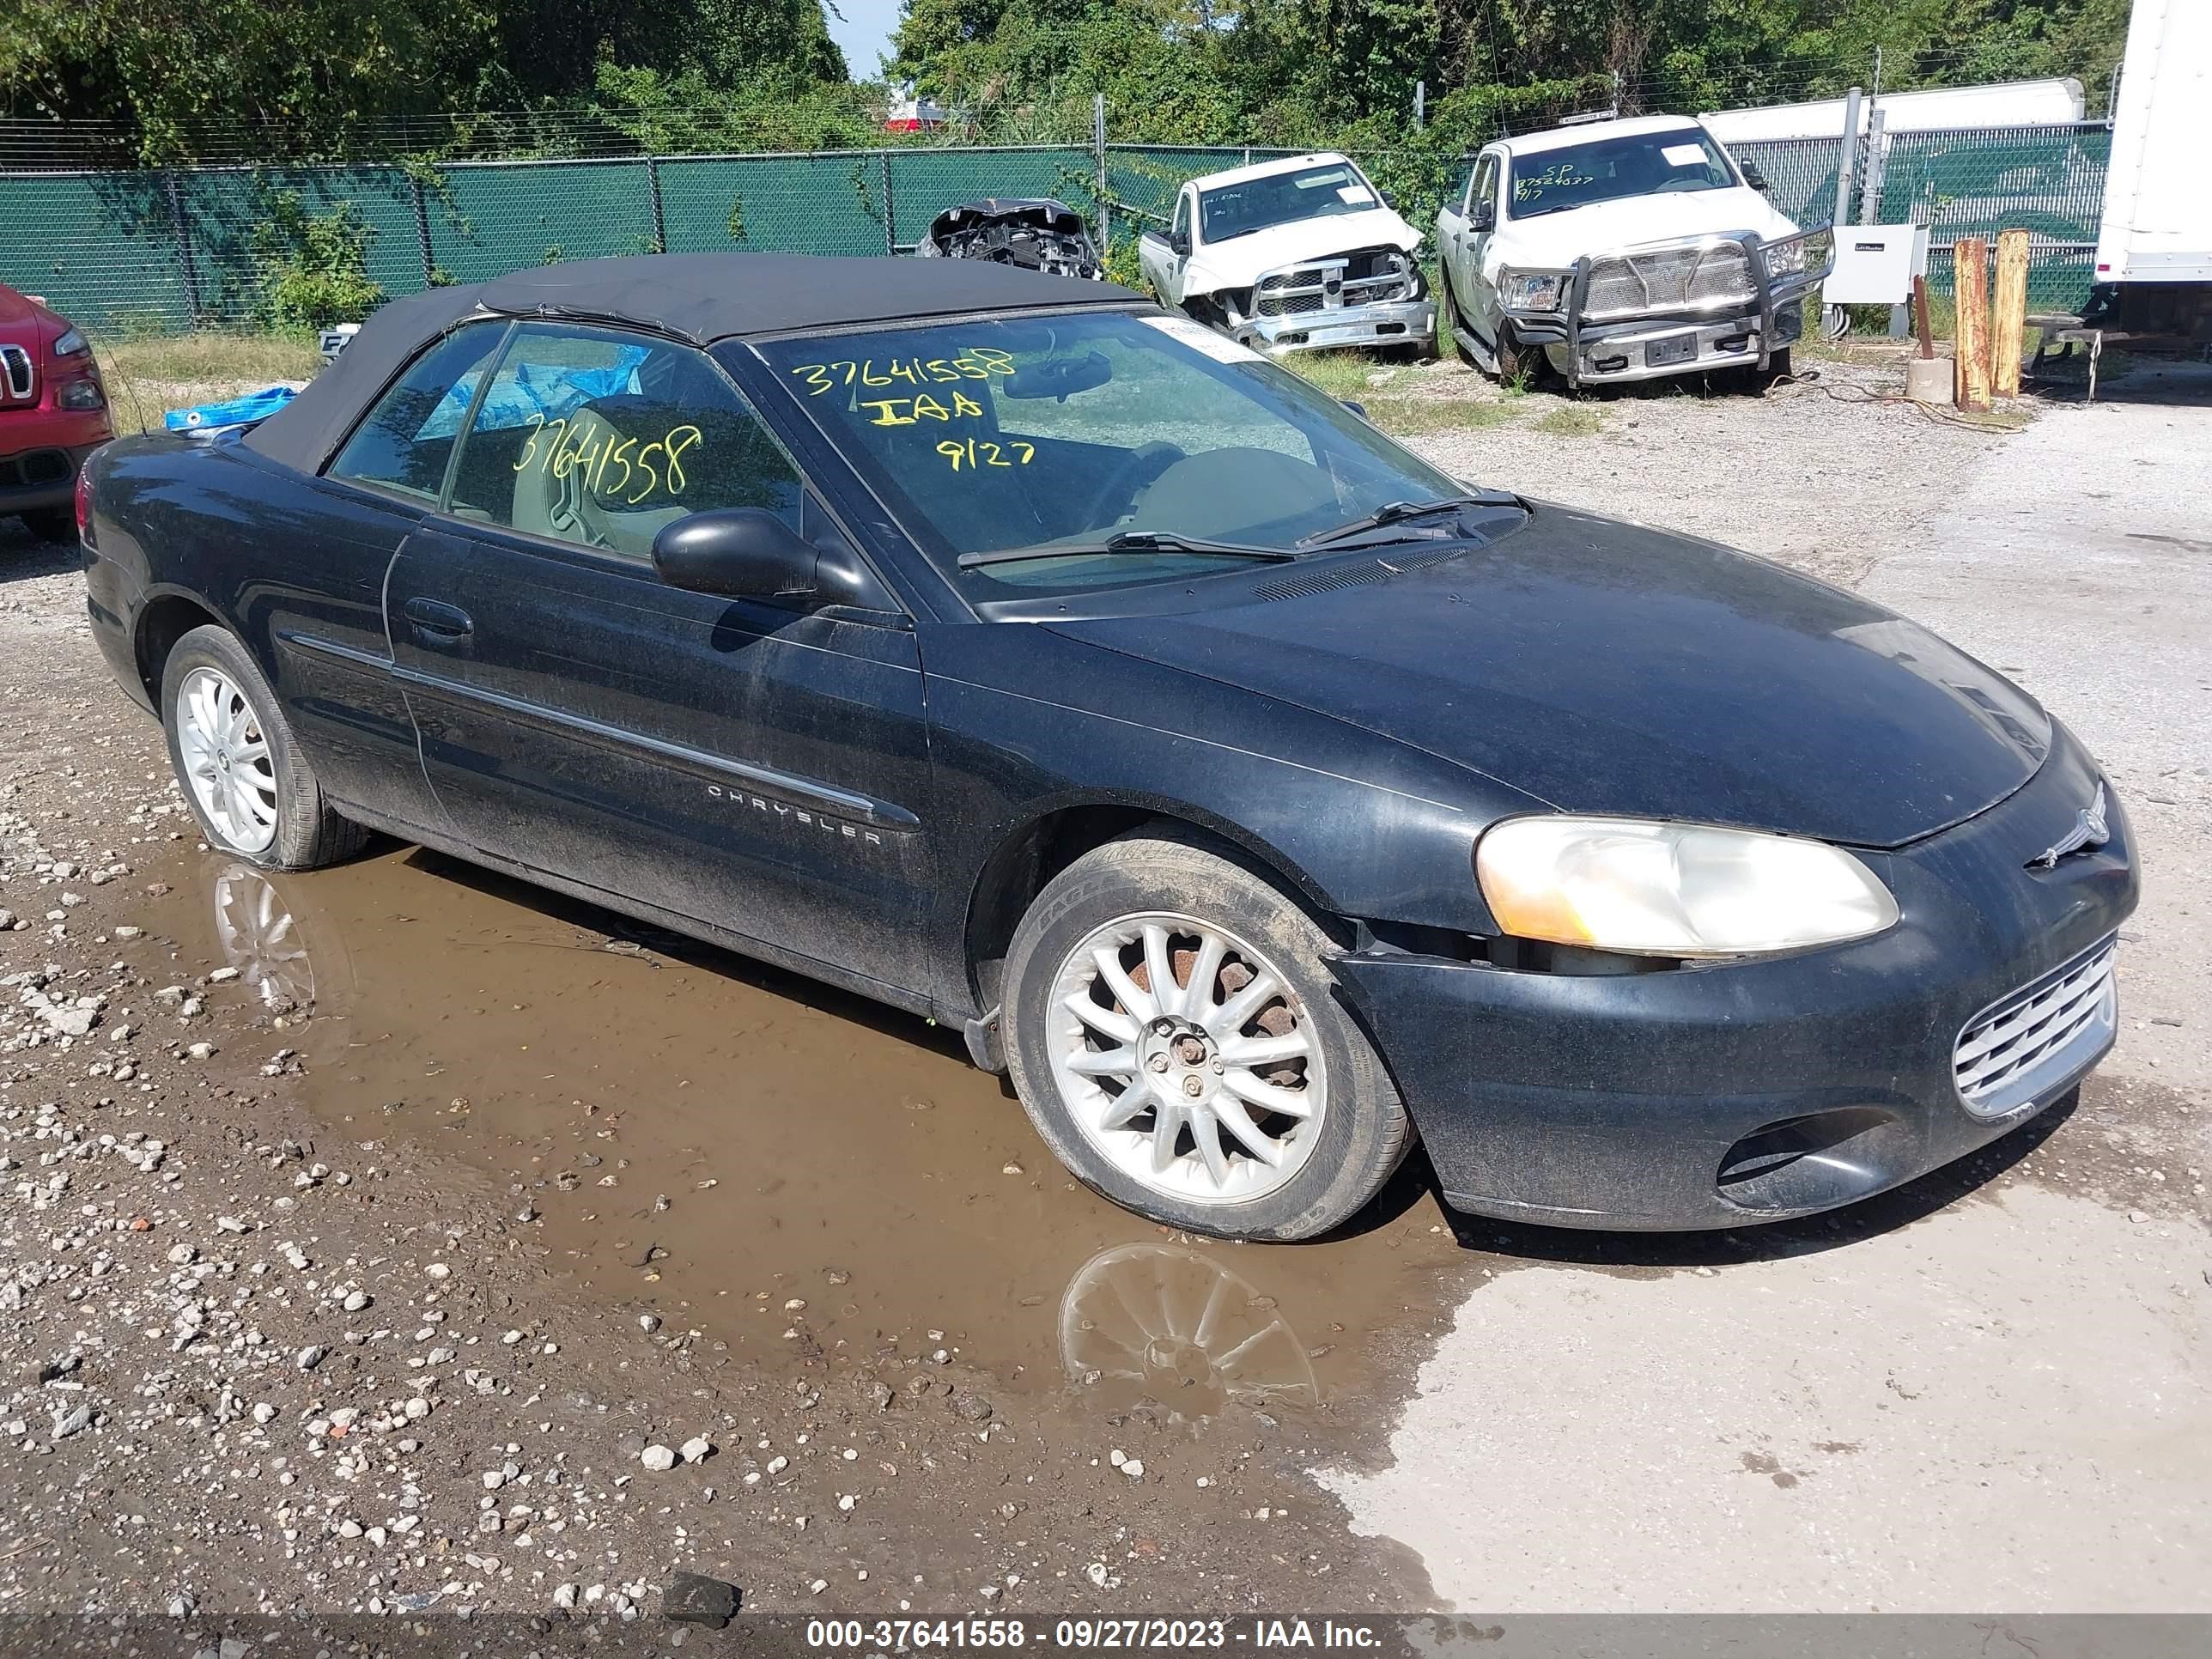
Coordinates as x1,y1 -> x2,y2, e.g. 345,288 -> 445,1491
1002,827 -> 1412,1241
160,624 -> 368,870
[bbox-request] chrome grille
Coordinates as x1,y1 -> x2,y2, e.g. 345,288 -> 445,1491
1254,248 -> 1415,319
1583,242 -> 1754,320
0,345 -> 32,401
1953,936 -> 2118,1118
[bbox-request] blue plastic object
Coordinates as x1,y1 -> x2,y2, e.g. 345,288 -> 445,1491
164,385 -> 298,432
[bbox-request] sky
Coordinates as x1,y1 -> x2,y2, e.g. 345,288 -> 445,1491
826,0 -> 904,80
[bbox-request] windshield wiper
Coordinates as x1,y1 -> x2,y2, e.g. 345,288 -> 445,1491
1298,494 -> 1515,548
957,530 -> 1298,571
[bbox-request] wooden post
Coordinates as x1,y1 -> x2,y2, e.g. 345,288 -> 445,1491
1954,236 -> 1991,412
1992,228 -> 2029,398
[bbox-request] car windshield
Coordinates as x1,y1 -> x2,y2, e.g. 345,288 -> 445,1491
1199,161 -> 1381,243
1508,129 -> 1735,219
755,309 -> 1471,596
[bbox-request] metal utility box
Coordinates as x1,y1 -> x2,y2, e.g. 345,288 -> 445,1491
1824,224 -> 1930,306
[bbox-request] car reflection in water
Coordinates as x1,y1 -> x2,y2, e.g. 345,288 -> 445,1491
1059,1243 -> 1319,1425
210,864 -> 321,1011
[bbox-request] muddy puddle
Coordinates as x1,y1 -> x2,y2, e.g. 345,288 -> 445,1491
142,844 -> 1474,1427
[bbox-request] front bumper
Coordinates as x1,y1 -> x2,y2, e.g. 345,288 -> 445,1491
1504,241 -> 1823,386
1331,726 -> 2137,1231
1543,297 -> 1804,385
1237,297 -> 1437,356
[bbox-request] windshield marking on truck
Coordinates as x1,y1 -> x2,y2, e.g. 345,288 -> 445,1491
1515,162 -> 1595,203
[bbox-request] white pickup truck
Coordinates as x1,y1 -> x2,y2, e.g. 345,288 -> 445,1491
1435,115 -> 1831,389
1137,151 -> 1437,356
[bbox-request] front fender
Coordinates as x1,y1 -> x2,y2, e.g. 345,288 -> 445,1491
917,620 -> 1541,1015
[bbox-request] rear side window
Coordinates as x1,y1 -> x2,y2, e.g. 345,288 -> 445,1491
447,323 -> 803,560
326,322 -> 507,501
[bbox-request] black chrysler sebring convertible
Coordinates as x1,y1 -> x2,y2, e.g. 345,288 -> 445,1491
79,252 -> 2136,1240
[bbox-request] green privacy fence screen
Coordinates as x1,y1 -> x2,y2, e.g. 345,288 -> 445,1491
0,125 -> 2110,333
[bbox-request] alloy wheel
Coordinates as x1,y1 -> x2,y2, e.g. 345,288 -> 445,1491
1046,910 -> 1328,1206
175,665 -> 278,854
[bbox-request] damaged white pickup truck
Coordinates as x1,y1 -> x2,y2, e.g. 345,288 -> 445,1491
1437,115 -> 1832,389
1138,152 -> 1437,356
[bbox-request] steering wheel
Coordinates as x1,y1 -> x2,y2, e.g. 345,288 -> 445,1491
1085,441 -> 1185,528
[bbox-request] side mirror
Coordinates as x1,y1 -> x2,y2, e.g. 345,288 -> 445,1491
1170,227 -> 1190,256
1340,399 -> 1369,419
653,508 -> 819,599
1472,200 -> 1496,232
1741,161 -> 1769,192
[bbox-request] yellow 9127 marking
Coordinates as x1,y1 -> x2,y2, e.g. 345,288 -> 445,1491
935,437 -> 1035,471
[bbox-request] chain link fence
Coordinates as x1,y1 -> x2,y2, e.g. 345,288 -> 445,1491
0,118 -> 2112,333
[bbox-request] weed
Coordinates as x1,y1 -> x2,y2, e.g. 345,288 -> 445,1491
1531,405 -> 1604,436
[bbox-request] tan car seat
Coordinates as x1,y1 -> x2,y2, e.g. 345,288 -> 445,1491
508,404 -> 691,557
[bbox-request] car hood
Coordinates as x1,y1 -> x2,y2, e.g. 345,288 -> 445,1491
0,285 -> 45,344
1497,186 -> 1797,265
1044,504 -> 2050,848
1185,207 -> 1424,294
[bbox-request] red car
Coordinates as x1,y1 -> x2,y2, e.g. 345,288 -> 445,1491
1,283 -> 112,544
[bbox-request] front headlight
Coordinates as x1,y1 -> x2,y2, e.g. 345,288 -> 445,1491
1475,816 -> 1898,958
1762,228 -> 1832,279
1498,267 -> 1569,313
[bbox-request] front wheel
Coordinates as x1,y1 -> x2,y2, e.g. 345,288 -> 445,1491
161,624 -> 369,869
1002,828 -> 1412,1241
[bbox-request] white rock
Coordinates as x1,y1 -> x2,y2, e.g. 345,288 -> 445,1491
680,1436 -> 712,1464
639,1444 -> 677,1472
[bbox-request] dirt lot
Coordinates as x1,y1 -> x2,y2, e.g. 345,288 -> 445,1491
0,346 -> 2203,1622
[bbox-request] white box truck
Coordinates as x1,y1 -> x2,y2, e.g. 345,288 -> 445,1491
2088,0 -> 2212,339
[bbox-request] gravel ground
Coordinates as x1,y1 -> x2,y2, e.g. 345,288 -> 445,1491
1393,353 -> 2019,587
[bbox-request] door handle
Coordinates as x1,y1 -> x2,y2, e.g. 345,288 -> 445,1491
404,597 -> 473,641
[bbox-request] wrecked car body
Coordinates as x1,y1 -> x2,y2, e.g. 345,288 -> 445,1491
1138,152 -> 1436,356
917,198 -> 1103,280
1437,115 -> 1832,388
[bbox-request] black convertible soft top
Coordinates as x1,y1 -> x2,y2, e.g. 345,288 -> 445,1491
246,252 -> 1137,474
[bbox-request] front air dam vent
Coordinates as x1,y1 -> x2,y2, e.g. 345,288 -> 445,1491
1716,1107 -> 1910,1213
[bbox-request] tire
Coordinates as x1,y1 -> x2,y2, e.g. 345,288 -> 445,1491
160,623 -> 368,870
1443,272 -> 1482,370
1001,825 -> 1412,1242
1765,346 -> 1795,384
17,507 -> 73,544
1495,321 -> 1552,388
